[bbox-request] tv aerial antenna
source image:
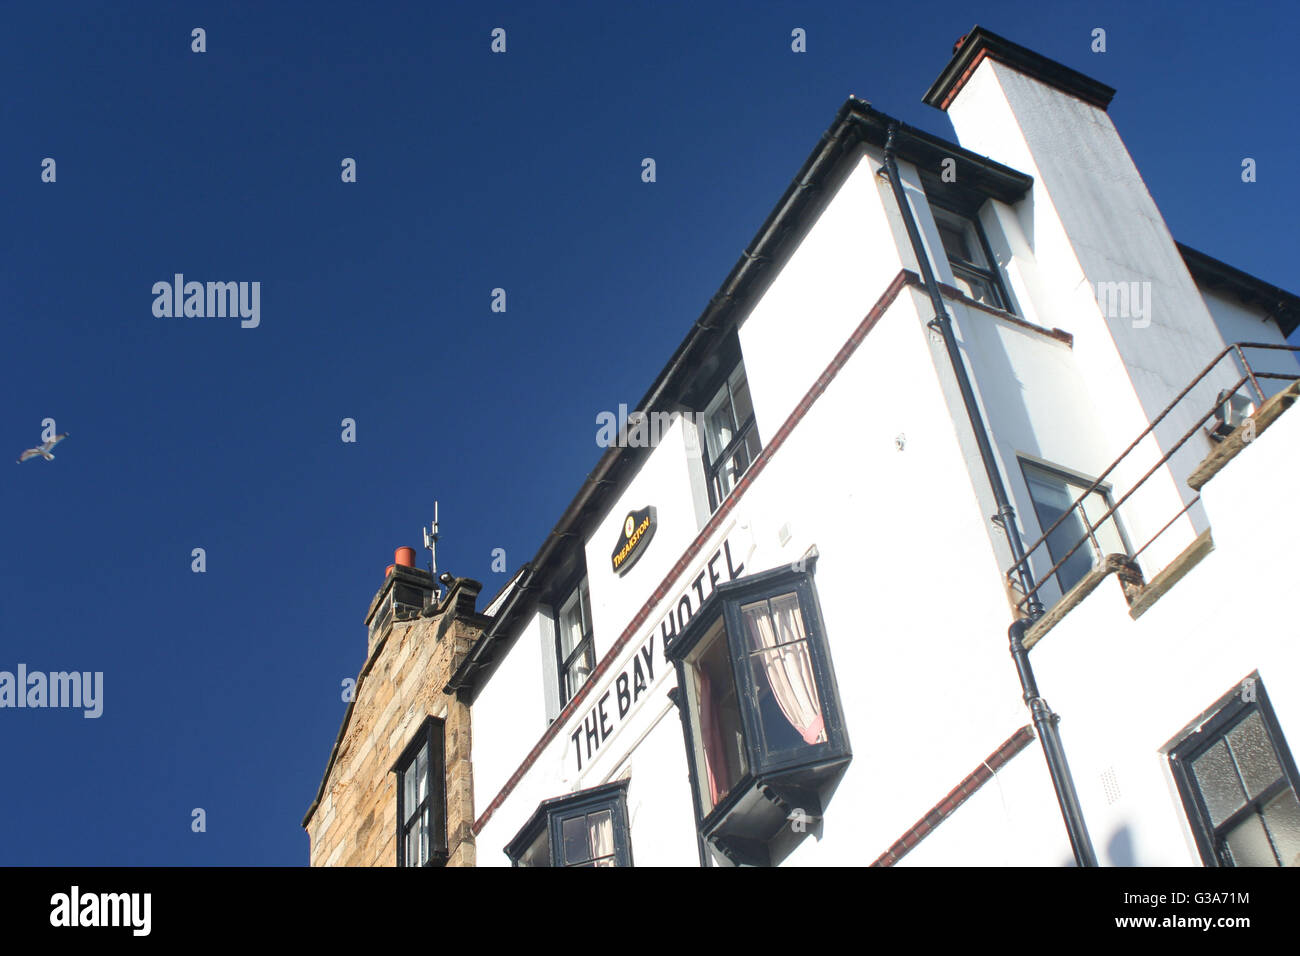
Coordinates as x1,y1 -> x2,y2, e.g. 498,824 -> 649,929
423,502 -> 441,598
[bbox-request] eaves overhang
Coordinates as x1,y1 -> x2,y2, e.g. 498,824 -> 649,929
1178,242 -> 1300,338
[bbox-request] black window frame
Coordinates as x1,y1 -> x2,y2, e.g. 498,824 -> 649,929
928,199 -> 1015,315
504,779 -> 634,867
698,360 -> 762,512
665,558 -> 851,866
554,576 -> 596,707
1168,677 -> 1300,867
391,716 -> 448,867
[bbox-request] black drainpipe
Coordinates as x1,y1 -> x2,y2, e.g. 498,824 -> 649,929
879,123 -> 1098,867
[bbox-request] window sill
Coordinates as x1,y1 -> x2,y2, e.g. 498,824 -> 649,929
931,277 -> 1073,347
702,752 -> 852,867
1020,553 -> 1144,651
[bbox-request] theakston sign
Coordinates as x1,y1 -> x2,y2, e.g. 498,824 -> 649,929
610,507 -> 657,576
571,534 -> 746,773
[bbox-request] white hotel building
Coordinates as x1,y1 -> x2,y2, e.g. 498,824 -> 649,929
435,28 -> 1300,868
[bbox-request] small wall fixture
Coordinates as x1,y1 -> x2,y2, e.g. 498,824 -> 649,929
1208,389 -> 1255,442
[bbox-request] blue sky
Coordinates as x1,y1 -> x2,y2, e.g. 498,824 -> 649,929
2,1 -> 1295,864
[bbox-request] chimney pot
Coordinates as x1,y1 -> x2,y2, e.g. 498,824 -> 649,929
395,547 -> 417,568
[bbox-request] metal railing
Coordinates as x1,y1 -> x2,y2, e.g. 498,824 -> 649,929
1006,342 -> 1300,616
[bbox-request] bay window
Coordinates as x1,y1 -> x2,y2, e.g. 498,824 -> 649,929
667,559 -> 850,866
505,780 -> 634,867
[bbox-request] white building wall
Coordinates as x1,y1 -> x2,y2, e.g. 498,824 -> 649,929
471,609 -> 550,813
732,290 -> 1039,865
939,60 -> 1288,580
584,416 -> 714,662
738,147 -> 907,444
1016,402 -> 1300,866
1197,287 -> 1299,401
468,70 -> 1299,867
475,282 -> 1076,865
897,745 -> 1073,867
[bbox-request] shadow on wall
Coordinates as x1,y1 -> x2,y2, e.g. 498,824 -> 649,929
1058,823 -> 1134,867
1107,824 -> 1135,866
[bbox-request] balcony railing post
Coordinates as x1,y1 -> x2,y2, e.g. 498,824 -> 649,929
1234,344 -> 1268,406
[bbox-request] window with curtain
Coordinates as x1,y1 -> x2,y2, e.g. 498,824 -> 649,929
393,716 -> 447,867
739,592 -> 827,754
1169,679 -> 1300,867
684,619 -> 749,812
666,561 -> 850,865
505,781 -> 634,867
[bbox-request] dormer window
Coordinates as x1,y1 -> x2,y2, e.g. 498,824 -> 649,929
556,578 -> 595,705
931,204 -> 1012,313
506,781 -> 634,867
700,363 -> 761,510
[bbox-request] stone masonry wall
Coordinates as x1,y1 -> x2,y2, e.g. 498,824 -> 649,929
306,606 -> 481,867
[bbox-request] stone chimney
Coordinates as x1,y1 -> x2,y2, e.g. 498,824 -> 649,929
303,548 -> 488,867
365,547 -> 437,657
923,26 -> 1230,513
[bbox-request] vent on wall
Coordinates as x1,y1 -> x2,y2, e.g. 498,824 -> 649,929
1100,766 -> 1121,805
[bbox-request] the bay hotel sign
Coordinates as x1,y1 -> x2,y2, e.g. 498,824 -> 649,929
571,529 -> 747,773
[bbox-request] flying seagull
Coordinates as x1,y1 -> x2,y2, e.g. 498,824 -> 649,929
17,432 -> 69,463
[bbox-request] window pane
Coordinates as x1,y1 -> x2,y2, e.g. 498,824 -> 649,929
730,373 -> 754,429
518,829 -> 550,868
402,769 -> 416,821
1025,468 -> 1098,595
1226,712 -> 1284,799
1192,739 -> 1247,827
588,810 -> 615,863
559,601 -> 582,657
951,269 -> 998,307
711,426 -> 759,503
702,388 -> 735,464
404,808 -> 429,867
419,807 -> 429,865
561,814 -> 588,865
1261,789 -> 1300,868
934,209 -> 994,270
1223,812 -> 1276,866
937,220 -> 972,263
415,746 -> 428,805
686,620 -> 748,811
1077,488 -> 1125,557
742,595 -> 826,752
565,656 -> 591,698
579,583 -> 592,639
